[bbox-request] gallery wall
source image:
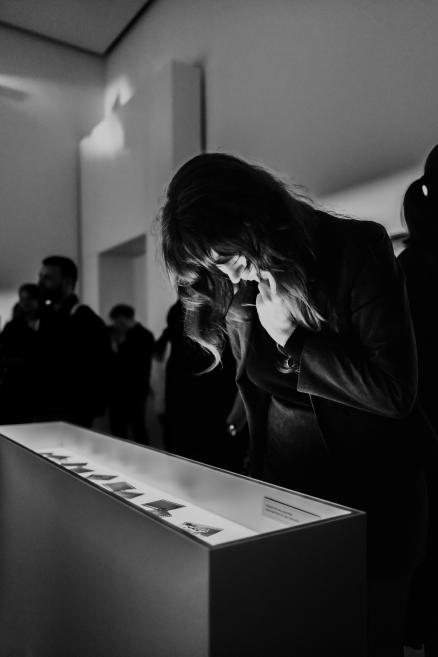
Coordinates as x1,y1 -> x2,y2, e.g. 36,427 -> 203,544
322,166 -> 421,236
0,25 -> 104,327
80,61 -> 201,334
98,0 -> 438,334
2,1 -> 438,330
105,0 -> 438,201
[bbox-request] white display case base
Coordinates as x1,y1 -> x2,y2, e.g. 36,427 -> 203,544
0,422 -> 366,656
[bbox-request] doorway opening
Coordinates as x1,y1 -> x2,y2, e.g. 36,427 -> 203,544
97,235 -> 164,448
98,234 -> 146,325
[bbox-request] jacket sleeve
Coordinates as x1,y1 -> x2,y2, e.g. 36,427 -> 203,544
227,320 -> 242,364
283,224 -> 418,419
224,308 -> 249,431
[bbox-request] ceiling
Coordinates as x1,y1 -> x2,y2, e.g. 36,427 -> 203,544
0,0 -> 153,55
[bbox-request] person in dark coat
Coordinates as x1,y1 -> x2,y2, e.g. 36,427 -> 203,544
159,152 -> 438,657
37,255 -> 111,427
154,299 -> 243,471
0,283 -> 42,423
107,304 -> 154,445
398,152 -> 438,656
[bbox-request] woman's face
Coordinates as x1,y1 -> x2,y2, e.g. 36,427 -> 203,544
211,251 -> 262,284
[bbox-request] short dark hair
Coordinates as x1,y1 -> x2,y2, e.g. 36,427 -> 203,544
403,177 -> 438,244
42,256 -> 78,287
109,304 -> 135,320
425,144 -> 438,178
19,283 -> 41,299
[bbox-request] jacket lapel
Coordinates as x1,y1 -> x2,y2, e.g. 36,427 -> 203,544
227,281 -> 258,380
236,319 -> 253,381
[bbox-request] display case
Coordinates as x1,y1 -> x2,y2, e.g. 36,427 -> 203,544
0,422 -> 365,657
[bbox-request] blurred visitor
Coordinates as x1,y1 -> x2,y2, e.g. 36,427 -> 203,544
154,299 -> 245,471
36,255 -> 111,427
0,284 -> 42,423
398,147 -> 438,656
108,304 -> 154,445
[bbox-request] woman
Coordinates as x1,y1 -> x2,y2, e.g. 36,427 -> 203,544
160,152 -> 433,656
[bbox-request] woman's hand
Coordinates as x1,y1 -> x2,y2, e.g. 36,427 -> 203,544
256,272 -> 297,346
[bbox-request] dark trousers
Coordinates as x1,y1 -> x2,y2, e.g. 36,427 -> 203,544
404,468 -> 438,655
262,398 -> 428,657
367,577 -> 413,657
109,396 -> 149,445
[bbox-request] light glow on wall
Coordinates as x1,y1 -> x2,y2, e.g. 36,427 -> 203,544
0,291 -> 18,331
82,112 -> 125,158
104,75 -> 133,116
0,74 -> 34,101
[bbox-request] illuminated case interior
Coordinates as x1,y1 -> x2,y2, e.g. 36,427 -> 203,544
0,422 -> 365,657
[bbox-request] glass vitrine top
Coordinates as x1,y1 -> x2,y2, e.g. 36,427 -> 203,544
0,422 -> 354,546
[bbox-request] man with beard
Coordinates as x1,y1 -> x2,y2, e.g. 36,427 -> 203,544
37,255 -> 111,427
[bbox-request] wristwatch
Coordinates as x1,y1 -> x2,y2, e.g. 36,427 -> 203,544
276,343 -> 299,372
275,325 -> 306,374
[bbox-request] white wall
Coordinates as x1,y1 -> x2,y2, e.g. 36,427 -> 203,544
0,26 -> 104,327
3,1 -> 435,329
80,61 -> 200,335
98,251 -> 147,326
99,253 -> 136,322
322,166 -> 422,235
105,0 -> 438,198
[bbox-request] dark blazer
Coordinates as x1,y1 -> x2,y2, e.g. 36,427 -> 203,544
37,295 -> 112,426
398,243 -> 438,434
226,214 -> 435,575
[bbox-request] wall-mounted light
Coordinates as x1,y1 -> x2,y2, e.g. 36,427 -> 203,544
104,75 -> 133,117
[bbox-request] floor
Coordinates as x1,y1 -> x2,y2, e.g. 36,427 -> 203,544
405,647 -> 425,656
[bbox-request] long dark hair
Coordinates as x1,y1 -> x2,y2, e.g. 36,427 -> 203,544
160,153 -> 325,370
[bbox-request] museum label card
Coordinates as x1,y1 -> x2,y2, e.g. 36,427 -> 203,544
262,497 -> 321,526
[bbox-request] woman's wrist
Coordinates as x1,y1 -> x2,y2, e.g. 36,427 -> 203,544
273,326 -> 296,347
276,325 -> 307,373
